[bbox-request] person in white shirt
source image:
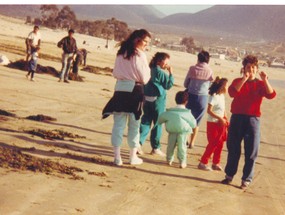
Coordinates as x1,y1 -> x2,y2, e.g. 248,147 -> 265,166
26,25 -> 41,64
102,29 -> 151,166
198,77 -> 229,171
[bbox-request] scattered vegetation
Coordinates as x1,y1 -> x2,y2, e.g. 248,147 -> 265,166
25,129 -> 86,140
0,146 -> 84,180
26,114 -> 57,122
0,109 -> 16,117
82,65 -> 113,76
37,5 -> 131,41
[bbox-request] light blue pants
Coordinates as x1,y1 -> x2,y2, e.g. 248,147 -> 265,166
111,113 -> 140,148
167,133 -> 188,164
60,53 -> 73,80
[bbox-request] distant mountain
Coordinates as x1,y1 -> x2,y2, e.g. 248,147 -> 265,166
0,5 -> 284,41
160,5 -> 285,41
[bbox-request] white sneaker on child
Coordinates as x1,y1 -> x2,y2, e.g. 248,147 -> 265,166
151,149 -> 166,157
167,160 -> 173,166
114,158 -> 123,166
180,161 -> 187,169
130,156 -> 143,165
198,162 -> 212,171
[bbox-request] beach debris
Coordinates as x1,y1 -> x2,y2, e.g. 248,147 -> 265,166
26,114 -> 57,122
65,152 -> 112,166
86,170 -> 109,177
0,54 -> 10,65
82,65 -> 113,76
0,109 -> 16,117
7,59 -> 84,81
68,72 -> 84,82
25,129 -> 86,140
102,88 -> 111,92
7,59 -> 59,76
0,146 -> 84,180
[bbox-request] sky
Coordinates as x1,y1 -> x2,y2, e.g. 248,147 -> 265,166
152,5 -> 213,15
4,1 -> 283,16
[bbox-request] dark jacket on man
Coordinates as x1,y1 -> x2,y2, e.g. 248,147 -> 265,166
57,36 -> 77,54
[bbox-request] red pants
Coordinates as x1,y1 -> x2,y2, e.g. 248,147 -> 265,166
200,121 -> 228,165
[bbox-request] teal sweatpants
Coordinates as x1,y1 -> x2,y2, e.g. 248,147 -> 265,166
140,96 -> 166,149
167,133 -> 188,164
111,113 -> 140,148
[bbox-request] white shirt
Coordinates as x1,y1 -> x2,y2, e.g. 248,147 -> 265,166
112,49 -> 150,84
27,31 -> 41,46
31,52 -> 39,61
207,94 -> 225,123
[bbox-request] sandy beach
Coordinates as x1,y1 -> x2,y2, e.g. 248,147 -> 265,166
0,15 -> 285,215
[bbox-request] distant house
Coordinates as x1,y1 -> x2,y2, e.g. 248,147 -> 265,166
270,59 -> 285,68
210,53 -> 225,60
166,44 -> 187,52
270,62 -> 285,68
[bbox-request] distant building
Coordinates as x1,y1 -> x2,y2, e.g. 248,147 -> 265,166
166,44 -> 186,52
270,61 -> 285,68
210,53 -> 225,60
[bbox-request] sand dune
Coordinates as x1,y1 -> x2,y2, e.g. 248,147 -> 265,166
0,14 -> 285,215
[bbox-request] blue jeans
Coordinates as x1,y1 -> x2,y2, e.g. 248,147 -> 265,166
111,113 -> 140,148
186,93 -> 208,126
60,53 -> 73,80
224,114 -> 260,182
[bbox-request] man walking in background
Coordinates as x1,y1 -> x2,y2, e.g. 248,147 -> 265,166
57,29 -> 77,83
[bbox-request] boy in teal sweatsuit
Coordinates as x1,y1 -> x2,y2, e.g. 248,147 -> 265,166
158,91 -> 197,168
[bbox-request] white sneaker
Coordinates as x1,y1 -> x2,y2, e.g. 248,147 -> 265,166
114,158 -> 123,166
137,145 -> 144,155
151,149 -> 166,157
31,78 -> 35,82
130,156 -> 143,165
167,160 -> 173,166
198,162 -> 212,171
180,161 -> 187,169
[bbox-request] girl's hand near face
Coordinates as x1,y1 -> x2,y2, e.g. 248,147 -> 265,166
259,71 -> 268,81
166,65 -> 172,75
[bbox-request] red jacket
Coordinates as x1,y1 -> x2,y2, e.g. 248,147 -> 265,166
229,78 -> 276,117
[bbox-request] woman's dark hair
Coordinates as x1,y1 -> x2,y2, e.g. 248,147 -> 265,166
198,50 -> 210,63
149,52 -> 170,68
117,29 -> 151,59
175,91 -> 188,105
208,76 -> 228,96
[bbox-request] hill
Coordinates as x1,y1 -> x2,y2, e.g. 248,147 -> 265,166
0,5 -> 285,41
160,5 -> 285,41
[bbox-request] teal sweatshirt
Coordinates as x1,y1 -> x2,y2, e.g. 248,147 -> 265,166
158,107 -> 197,133
144,65 -> 174,97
